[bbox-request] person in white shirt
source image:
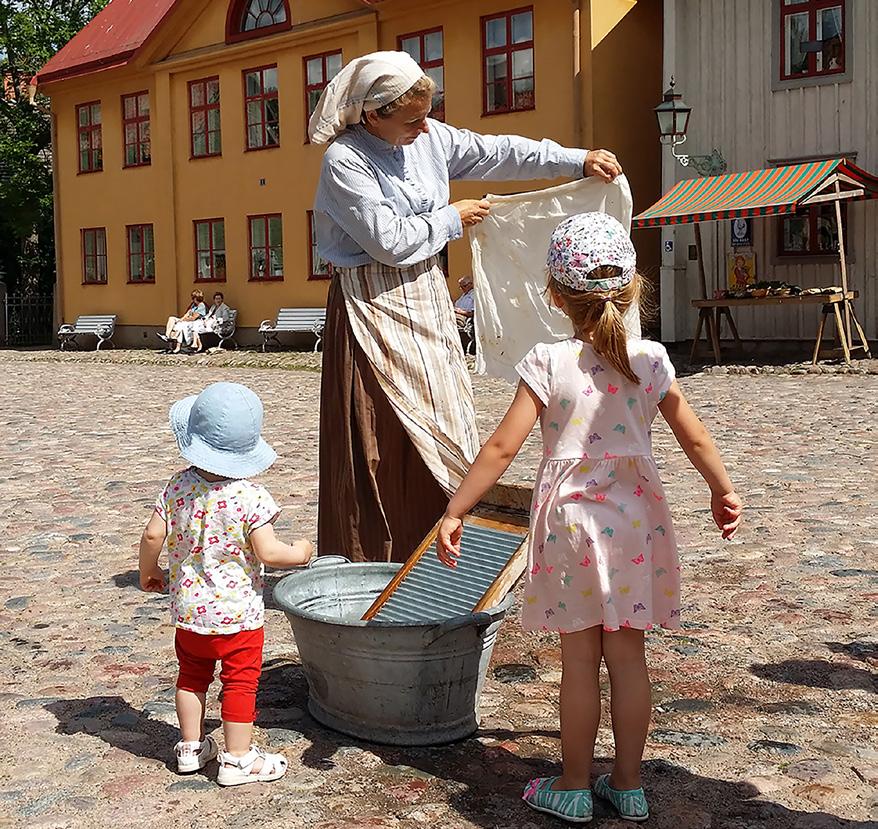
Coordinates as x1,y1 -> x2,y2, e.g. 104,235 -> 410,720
453,277 -> 475,329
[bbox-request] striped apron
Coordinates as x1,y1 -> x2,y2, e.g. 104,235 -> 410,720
318,256 -> 480,563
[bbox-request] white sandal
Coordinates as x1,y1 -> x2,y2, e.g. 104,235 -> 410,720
216,746 -> 287,786
174,735 -> 218,773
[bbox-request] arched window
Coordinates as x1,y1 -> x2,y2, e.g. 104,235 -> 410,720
226,0 -> 291,44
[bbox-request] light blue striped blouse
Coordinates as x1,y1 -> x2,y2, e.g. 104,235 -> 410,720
313,119 -> 588,269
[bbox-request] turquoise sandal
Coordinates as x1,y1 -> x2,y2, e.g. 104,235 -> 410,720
522,776 -> 593,823
593,773 -> 649,821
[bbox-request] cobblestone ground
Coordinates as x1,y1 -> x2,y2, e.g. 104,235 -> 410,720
0,349 -> 876,829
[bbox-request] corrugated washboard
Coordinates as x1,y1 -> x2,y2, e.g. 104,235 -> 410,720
362,513 -> 528,624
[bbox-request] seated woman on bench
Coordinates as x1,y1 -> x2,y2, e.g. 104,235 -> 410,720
159,290 -> 207,353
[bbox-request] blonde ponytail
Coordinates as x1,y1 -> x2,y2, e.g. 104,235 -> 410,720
591,298 -> 639,383
547,267 -> 646,385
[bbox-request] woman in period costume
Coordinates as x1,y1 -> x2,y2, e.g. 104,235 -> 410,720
310,51 -> 621,562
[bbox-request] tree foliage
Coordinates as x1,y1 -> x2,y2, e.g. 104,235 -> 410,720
0,0 -> 109,292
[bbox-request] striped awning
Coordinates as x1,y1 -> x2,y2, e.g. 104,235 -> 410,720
633,158 -> 878,228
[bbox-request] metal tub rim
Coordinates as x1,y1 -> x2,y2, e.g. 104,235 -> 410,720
273,555 -> 512,628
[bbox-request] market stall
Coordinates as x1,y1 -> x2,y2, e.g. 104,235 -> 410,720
633,158 -> 877,364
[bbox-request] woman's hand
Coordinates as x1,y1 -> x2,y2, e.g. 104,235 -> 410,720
712,490 -> 743,540
436,514 -> 464,568
584,149 -> 622,182
140,564 -> 165,593
452,199 -> 491,227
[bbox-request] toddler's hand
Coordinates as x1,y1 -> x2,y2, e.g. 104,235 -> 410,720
711,490 -> 742,540
436,515 -> 463,568
140,565 -> 166,593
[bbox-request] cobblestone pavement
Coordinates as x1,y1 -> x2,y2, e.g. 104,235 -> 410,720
0,349 -> 876,829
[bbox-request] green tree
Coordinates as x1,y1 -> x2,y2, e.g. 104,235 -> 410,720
0,0 -> 109,293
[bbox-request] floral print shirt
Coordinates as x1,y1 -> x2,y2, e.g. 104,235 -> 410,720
155,468 -> 280,634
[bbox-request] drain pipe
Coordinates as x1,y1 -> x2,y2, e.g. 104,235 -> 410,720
572,0 -> 581,147
572,0 -> 593,151
660,0 -> 685,342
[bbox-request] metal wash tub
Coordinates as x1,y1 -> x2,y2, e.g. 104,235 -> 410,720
273,556 -> 514,746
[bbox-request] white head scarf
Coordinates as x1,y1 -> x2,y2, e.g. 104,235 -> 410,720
307,51 -> 425,145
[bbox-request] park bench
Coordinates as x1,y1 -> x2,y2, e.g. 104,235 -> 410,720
258,308 -> 325,352
57,314 -> 117,351
200,309 -> 239,351
459,316 -> 476,356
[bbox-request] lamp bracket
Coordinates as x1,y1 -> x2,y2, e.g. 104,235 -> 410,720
666,135 -> 727,177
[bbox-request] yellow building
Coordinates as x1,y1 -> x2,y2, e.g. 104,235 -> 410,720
36,0 -> 662,346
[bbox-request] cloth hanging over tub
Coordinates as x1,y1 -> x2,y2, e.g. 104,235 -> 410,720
469,175 -> 637,385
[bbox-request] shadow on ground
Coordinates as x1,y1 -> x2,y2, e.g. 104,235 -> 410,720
750,658 -> 877,693
42,665 -> 874,828
46,695 -> 220,774
260,661 -> 874,829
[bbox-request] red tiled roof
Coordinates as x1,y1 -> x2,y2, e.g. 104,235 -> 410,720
34,0 -> 179,86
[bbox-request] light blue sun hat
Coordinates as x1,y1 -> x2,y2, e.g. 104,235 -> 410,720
169,382 -> 277,478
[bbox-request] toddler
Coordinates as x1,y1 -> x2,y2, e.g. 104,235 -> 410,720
139,382 -> 312,785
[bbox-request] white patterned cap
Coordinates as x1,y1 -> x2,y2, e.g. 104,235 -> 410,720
546,212 -> 637,292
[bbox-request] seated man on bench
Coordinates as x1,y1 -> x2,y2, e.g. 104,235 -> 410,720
190,291 -> 233,352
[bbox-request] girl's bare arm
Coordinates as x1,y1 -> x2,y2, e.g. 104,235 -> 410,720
658,381 -> 742,539
250,521 -> 313,568
438,381 -> 542,564
139,511 -> 167,591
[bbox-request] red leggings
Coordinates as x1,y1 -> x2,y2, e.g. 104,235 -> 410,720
175,627 -> 264,723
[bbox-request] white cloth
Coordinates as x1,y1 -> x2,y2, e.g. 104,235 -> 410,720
469,175 -> 638,384
308,51 -> 424,145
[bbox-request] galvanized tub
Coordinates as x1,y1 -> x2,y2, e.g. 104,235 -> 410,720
273,556 -> 513,746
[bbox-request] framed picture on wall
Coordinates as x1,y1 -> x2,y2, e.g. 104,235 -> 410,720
727,252 -> 756,289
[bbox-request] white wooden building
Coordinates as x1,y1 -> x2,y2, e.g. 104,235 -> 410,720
658,0 -> 877,343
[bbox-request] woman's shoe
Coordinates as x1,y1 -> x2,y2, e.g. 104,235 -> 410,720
593,774 -> 649,821
216,746 -> 287,786
174,735 -> 218,773
522,777 -> 593,823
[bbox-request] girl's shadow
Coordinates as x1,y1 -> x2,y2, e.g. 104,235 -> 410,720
43,664 -> 876,828
45,695 -> 220,773
256,662 -> 875,829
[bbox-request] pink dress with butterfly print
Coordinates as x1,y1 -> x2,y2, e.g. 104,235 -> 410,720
515,338 -> 681,634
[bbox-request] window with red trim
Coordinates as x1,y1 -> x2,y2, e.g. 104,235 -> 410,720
780,1 -> 844,81
244,66 -> 280,150
76,102 -> 102,173
778,202 -> 847,257
122,91 -> 150,167
226,0 -> 291,43
307,211 -> 332,280
482,8 -> 534,115
127,224 -> 155,282
248,214 -> 283,280
81,228 -> 107,283
194,219 -> 226,281
189,77 -> 221,158
398,29 -> 445,121
304,51 -> 343,129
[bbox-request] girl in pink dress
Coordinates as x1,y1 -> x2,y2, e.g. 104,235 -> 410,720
437,212 -> 742,824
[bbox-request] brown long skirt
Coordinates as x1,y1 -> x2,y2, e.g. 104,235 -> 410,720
317,278 -> 450,563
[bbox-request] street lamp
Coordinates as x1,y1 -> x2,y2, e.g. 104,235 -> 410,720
654,77 -> 727,177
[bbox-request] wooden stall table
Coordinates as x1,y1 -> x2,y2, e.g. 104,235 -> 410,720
631,158 -> 878,366
690,291 -> 871,365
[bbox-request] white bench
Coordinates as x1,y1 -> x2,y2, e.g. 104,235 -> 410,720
258,308 -> 325,352
459,316 -> 476,356
58,314 -> 117,350
200,309 -> 239,350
